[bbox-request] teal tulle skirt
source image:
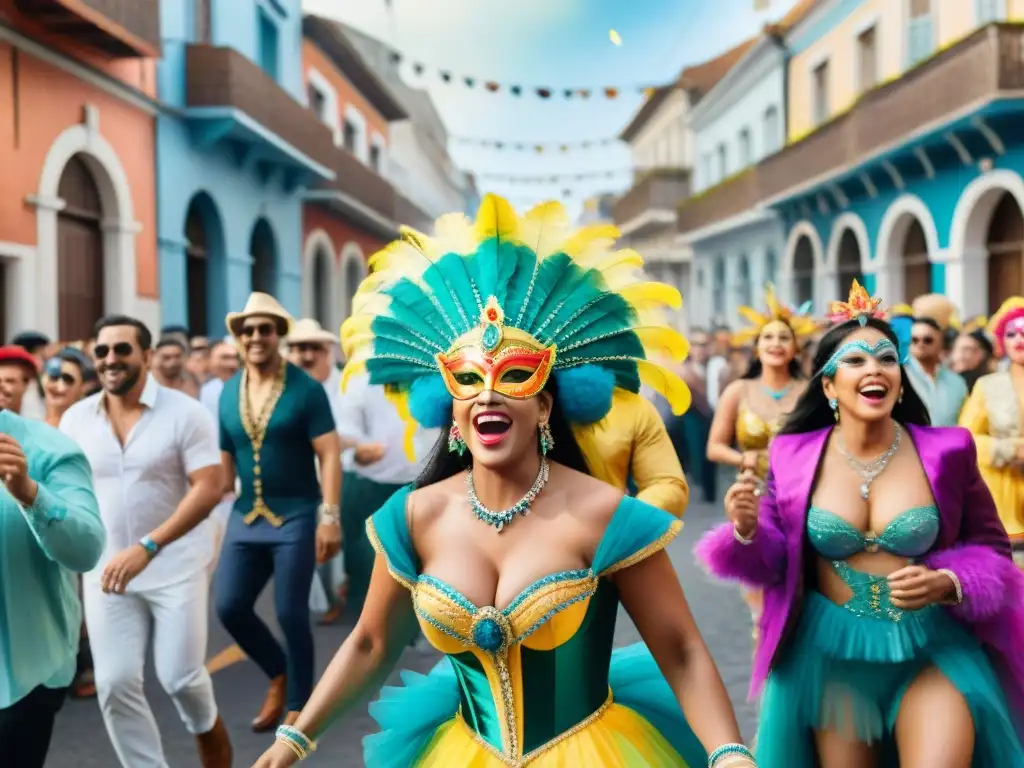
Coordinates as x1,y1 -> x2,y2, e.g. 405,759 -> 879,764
363,643 -> 706,767
756,591 -> 1024,767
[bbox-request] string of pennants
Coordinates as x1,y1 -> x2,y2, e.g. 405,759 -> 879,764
477,168 -> 632,184
452,135 -> 622,153
387,50 -> 658,100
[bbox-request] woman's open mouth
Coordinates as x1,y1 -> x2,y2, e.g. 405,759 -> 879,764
473,412 -> 512,446
858,383 -> 889,404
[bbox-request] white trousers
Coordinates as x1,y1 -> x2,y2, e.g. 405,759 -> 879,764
83,571 -> 218,768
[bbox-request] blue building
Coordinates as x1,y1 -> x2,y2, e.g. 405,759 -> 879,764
679,1 -> 1024,320
156,0 -> 335,335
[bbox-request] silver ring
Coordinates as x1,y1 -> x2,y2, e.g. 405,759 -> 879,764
753,487 -> 762,498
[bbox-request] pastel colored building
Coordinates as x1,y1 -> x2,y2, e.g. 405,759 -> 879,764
614,41 -> 755,329
301,15 -> 428,332
678,0 -> 1024,318
156,0 -> 336,335
680,2 -> 815,329
0,0 -> 160,342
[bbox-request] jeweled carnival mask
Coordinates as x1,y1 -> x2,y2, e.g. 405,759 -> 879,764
819,339 -> 900,378
436,297 -> 556,400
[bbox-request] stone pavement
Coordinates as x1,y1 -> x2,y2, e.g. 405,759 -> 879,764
48,498 -> 756,767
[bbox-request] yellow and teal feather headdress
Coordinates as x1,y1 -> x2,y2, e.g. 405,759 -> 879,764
340,194 -> 691,457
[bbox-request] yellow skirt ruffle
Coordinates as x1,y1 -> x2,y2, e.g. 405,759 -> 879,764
413,703 -> 688,767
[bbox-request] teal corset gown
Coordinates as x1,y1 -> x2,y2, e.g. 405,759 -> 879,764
361,488 -> 708,767
755,504 -> 1024,767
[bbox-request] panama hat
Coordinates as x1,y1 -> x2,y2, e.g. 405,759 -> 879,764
225,292 -> 294,338
287,318 -> 339,346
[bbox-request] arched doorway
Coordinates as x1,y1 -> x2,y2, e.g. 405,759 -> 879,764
986,192 -> 1024,314
902,219 -> 932,301
312,246 -> 333,328
341,245 -> 365,322
185,199 -> 209,335
837,229 -> 864,295
250,218 -> 277,295
57,154 -> 104,340
712,256 -> 726,318
792,236 -> 815,306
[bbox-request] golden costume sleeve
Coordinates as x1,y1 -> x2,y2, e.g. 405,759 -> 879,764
959,383 -> 1016,469
629,394 -> 689,517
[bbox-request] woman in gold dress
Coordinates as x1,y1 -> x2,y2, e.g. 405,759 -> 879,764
706,286 -> 815,635
958,297 -> 1024,563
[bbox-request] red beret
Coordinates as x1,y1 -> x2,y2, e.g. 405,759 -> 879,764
0,345 -> 40,374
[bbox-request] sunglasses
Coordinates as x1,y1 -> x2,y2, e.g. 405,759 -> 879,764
292,343 -> 325,354
47,372 -> 80,386
910,336 -> 935,345
94,342 -> 134,358
240,323 -> 277,338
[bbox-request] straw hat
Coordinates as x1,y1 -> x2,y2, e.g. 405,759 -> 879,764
225,292 -> 294,338
287,318 -> 339,346
911,294 -> 956,330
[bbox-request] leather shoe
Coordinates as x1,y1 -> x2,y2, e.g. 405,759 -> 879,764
251,675 -> 286,733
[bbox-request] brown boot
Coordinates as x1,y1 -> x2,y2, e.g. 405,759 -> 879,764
283,711 -> 300,726
251,675 -> 286,733
196,716 -> 233,768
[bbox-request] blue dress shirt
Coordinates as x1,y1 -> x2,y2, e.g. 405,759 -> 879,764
905,358 -> 969,427
0,409 -> 105,708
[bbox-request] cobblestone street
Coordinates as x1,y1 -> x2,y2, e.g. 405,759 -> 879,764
49,498 -> 756,767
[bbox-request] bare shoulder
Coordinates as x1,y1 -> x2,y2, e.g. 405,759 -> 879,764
719,378 -> 746,405
406,473 -> 466,532
550,463 -> 623,529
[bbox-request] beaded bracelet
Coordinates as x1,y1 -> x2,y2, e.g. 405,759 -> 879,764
937,568 -> 963,605
275,724 -> 317,760
709,742 -> 756,767
733,526 -> 755,545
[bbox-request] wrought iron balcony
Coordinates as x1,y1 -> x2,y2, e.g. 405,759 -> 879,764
184,45 -> 336,182
14,0 -> 160,57
612,169 -> 689,236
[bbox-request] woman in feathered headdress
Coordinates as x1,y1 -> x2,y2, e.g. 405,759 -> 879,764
959,298 -> 1024,562
705,285 -> 815,646
254,195 -> 754,768
698,281 -> 1024,766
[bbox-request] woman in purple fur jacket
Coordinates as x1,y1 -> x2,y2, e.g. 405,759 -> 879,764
696,289 -> 1024,767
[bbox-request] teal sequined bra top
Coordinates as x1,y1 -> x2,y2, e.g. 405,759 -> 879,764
807,506 -> 940,621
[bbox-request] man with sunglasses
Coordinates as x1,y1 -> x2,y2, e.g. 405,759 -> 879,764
59,315 -> 231,768
905,295 -> 968,426
215,294 -> 341,732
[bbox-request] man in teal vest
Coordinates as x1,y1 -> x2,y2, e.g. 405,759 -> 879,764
214,293 -> 342,731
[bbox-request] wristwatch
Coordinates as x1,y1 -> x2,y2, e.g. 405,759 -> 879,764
318,503 -> 341,526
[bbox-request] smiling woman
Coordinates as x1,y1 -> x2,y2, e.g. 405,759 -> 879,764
699,283 -> 1024,767
252,194 -> 755,768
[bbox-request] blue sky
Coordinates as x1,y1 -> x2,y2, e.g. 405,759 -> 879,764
303,0 -> 801,216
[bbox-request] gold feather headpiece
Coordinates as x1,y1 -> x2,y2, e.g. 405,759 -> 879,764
733,283 -> 818,346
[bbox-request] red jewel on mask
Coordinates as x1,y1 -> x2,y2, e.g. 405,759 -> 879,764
486,308 -> 498,321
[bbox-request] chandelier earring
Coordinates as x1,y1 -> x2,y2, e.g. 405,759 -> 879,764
539,422 -> 555,455
899,387 -> 904,403
829,397 -> 839,422
448,422 -> 467,456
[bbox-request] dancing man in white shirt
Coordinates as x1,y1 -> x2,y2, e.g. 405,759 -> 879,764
60,315 -> 231,768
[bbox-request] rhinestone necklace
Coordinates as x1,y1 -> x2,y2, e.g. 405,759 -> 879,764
466,458 -> 550,532
836,421 -> 902,500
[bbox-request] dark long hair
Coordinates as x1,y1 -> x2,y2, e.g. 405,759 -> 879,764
779,316 -> 930,435
414,374 -> 591,488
